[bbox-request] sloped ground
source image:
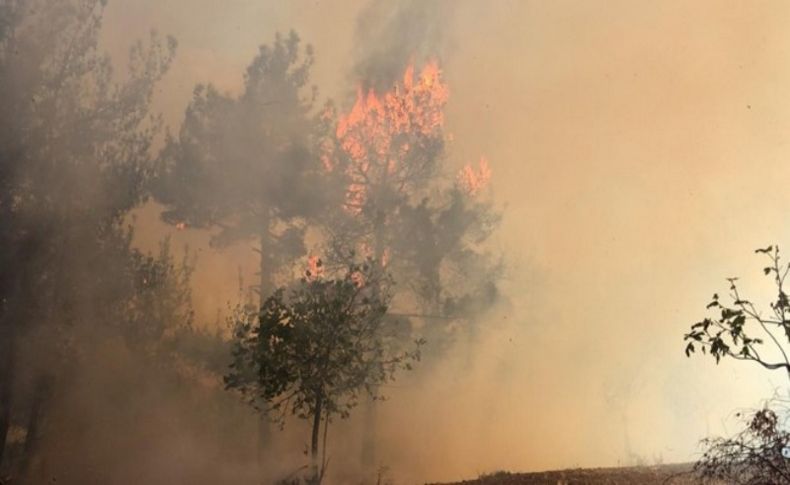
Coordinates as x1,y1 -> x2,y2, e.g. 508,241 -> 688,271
429,463 -> 697,485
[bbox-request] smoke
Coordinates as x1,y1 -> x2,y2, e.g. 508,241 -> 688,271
114,0 -> 790,481
4,0 -> 790,484
351,0 -> 455,91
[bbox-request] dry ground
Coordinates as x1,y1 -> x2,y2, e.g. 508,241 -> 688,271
429,463 -> 698,485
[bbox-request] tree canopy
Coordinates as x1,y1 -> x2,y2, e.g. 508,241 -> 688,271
225,260 -> 421,477
684,245 -> 790,381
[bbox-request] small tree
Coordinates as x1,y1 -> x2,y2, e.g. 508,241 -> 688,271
692,403 -> 790,484
683,245 -> 790,482
224,260 -> 422,482
684,245 -> 790,382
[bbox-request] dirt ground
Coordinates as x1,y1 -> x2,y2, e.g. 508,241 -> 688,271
429,463 -> 697,485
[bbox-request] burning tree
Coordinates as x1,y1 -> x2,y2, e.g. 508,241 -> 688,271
321,62 -> 448,267
321,61 -> 501,336
319,61 -> 502,467
225,260 -> 421,483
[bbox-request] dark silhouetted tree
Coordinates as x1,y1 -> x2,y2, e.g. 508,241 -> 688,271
684,245 -> 790,483
225,260 -> 421,483
693,404 -> 790,484
684,245 -> 790,382
124,236 -> 196,352
0,0 -> 176,473
155,31 -> 331,296
153,30 -> 334,463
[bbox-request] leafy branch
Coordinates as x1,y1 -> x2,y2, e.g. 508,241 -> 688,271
684,245 -> 790,381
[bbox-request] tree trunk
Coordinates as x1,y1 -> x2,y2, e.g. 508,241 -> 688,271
0,328 -> 13,468
361,209 -> 386,472
360,396 -> 377,471
20,374 -> 51,478
311,394 -> 323,477
257,213 -> 274,473
0,242 -> 34,469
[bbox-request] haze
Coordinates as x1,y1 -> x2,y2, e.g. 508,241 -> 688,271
105,0 -> 790,481
3,1 -> 790,484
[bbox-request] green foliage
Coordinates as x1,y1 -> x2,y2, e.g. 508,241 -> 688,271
225,260 -> 422,424
0,0 -> 177,338
124,237 -> 196,352
154,30 -> 330,249
684,245 -> 790,378
683,246 -> 790,484
395,189 -> 503,320
0,0 -> 178,472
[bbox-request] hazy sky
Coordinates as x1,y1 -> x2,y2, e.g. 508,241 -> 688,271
104,1 -> 790,482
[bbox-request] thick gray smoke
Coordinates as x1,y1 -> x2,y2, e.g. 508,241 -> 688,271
351,0 -> 455,91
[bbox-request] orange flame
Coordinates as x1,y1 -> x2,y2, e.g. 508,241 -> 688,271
326,61 -> 450,213
357,242 -> 390,268
351,270 -> 366,288
306,255 -> 324,280
457,157 -> 492,196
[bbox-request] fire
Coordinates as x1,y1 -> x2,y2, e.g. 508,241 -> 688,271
306,255 -> 324,280
358,242 -> 390,268
326,61 -> 450,213
335,62 -> 448,141
350,270 -> 366,288
322,60 -> 493,277
457,157 -> 491,196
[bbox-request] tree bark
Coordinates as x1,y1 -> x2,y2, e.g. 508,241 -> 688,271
360,396 -> 377,471
0,328 -> 13,468
20,374 -> 51,478
311,394 -> 323,473
257,213 -> 274,473
0,262 -> 31,470
361,209 -> 386,472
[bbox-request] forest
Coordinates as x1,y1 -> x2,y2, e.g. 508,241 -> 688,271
0,1 -> 501,483
4,1 -> 790,484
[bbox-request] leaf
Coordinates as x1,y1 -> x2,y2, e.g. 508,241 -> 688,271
685,342 -> 695,357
